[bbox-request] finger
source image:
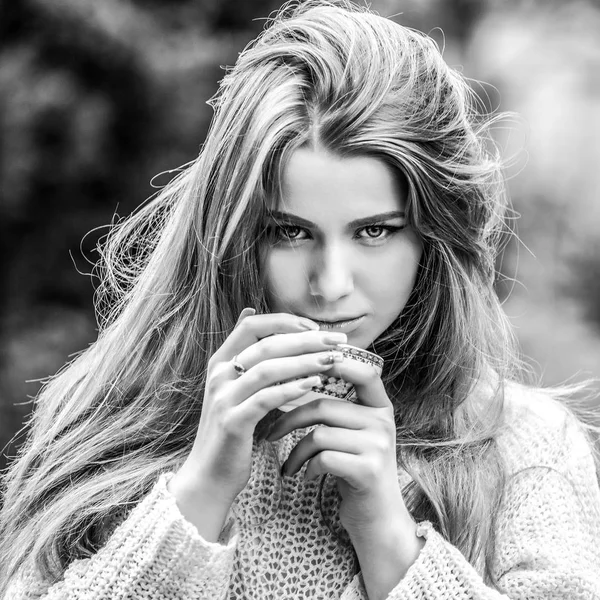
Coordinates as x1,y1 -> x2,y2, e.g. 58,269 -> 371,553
231,375 -> 322,424
234,307 -> 256,328
230,350 -> 344,402
266,397 -> 374,440
235,330 -> 347,370
304,450 -> 365,487
215,312 -> 319,362
327,359 -> 390,409
282,426 -> 364,477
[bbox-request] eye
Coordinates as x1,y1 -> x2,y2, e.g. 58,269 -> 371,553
362,225 -> 387,239
356,224 -> 404,243
270,224 -> 309,243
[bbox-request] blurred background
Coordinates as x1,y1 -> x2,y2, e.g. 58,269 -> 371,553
1,0 -> 600,472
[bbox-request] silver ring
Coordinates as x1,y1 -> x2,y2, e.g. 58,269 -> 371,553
232,355 -> 247,377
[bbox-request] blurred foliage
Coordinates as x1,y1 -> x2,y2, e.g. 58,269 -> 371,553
2,0 -> 600,472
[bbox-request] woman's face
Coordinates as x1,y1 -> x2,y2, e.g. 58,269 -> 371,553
263,147 -> 423,349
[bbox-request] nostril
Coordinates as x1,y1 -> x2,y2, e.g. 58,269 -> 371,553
309,273 -> 354,302
307,248 -> 354,301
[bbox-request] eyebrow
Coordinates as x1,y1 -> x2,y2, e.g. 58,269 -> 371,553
269,210 -> 406,230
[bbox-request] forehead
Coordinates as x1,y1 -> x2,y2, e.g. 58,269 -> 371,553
278,147 -> 407,220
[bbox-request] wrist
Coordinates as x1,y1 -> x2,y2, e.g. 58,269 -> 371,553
351,511 -> 422,562
167,469 -> 235,543
351,512 -> 424,600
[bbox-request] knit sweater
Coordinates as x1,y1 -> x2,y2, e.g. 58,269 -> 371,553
6,383 -> 600,599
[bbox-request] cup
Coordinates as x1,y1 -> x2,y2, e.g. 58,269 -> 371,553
278,344 -> 384,413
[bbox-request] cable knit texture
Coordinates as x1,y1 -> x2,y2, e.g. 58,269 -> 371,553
6,383 -> 600,599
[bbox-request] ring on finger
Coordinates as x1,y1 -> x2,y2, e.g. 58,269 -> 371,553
231,355 -> 247,377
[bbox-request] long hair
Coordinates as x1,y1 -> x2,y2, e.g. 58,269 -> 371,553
0,0 -> 574,592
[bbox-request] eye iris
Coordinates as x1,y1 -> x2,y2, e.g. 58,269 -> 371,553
365,226 -> 383,238
284,226 -> 301,239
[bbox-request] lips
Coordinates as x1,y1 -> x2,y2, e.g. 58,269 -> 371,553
314,316 -> 361,323
310,315 -> 366,332
313,316 -> 363,326
306,314 -> 364,323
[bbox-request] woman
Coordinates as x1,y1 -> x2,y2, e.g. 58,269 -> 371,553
1,1 -> 599,599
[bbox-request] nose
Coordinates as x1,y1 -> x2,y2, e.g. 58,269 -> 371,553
308,243 -> 354,303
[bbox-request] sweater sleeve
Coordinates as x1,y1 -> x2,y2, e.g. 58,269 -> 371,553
386,448 -> 600,599
342,405 -> 600,600
337,521 -> 508,600
5,474 -> 239,600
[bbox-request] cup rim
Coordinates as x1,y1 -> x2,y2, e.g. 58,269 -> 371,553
337,343 -> 384,371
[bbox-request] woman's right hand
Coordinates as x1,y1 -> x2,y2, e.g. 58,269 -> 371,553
167,308 -> 347,541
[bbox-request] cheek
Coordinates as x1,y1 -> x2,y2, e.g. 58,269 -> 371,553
365,238 -> 422,311
263,249 -> 306,309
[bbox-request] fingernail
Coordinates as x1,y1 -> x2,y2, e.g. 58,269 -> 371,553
236,307 -> 256,326
299,376 -> 322,390
322,332 -> 347,345
318,351 -> 344,365
298,319 -> 320,331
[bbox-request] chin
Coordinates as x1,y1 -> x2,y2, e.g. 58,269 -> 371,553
346,331 -> 375,350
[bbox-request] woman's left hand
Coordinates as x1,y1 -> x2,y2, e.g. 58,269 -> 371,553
266,358 -> 424,598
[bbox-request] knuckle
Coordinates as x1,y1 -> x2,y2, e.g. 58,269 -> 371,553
316,450 -> 332,471
204,376 -> 219,396
312,397 -> 329,412
208,360 -> 230,381
251,389 -> 272,413
372,435 -> 392,455
247,364 -> 271,386
376,412 -> 395,432
310,427 -> 327,447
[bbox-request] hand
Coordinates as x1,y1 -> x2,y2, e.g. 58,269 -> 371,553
168,309 -> 348,540
266,357 -> 404,531
266,358 -> 424,596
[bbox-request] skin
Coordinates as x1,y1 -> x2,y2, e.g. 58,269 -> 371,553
264,146 -> 423,349
169,148 -> 424,600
